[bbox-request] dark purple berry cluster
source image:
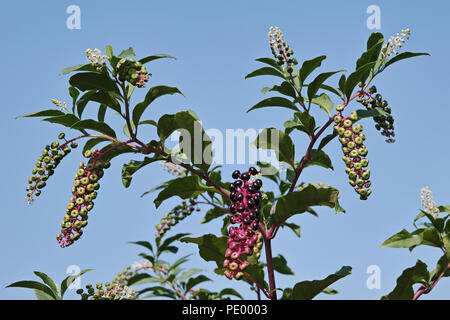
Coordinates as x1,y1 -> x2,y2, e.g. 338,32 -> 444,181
357,86 -> 395,143
57,149 -> 110,248
224,167 -> 263,280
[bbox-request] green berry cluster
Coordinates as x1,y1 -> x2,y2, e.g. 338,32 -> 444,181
356,86 -> 395,143
155,199 -> 199,238
115,58 -> 149,88
57,149 -> 110,248
268,27 -> 298,73
25,133 -> 77,204
333,111 -> 372,200
76,282 -> 136,300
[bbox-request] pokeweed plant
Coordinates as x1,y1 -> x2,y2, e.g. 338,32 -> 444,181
11,26 -> 431,300
381,187 -> 450,300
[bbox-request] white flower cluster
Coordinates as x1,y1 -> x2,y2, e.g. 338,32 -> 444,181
382,28 -> 411,58
268,26 -> 284,46
130,260 -> 153,272
103,283 -> 136,300
159,161 -> 186,177
420,186 -> 439,218
85,48 -> 107,71
51,99 -> 68,111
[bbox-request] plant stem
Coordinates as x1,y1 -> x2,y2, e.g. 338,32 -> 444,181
263,235 -> 277,300
413,261 -> 450,300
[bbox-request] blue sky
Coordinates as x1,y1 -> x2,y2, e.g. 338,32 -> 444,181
1,0 -> 449,300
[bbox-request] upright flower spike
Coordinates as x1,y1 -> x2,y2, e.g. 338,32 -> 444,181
382,28 -> 411,59
57,149 -> 110,248
333,111 -> 372,200
25,133 -> 74,204
268,26 -> 298,72
224,167 -> 263,280
420,187 -> 439,219
86,48 -> 107,71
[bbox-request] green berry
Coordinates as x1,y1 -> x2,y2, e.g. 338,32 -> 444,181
58,133 -> 66,139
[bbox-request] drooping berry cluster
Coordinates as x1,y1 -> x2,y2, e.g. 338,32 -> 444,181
155,199 -> 199,238
333,111 -> 372,200
356,86 -> 395,143
268,26 -> 298,72
25,133 -> 77,204
224,167 -> 263,280
115,58 -> 149,88
57,149 -> 110,248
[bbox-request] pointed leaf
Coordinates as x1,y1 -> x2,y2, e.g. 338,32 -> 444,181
247,97 -> 299,113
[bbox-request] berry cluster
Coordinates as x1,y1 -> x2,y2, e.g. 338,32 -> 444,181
224,167 -> 263,280
333,111 -> 372,200
155,199 -> 200,238
25,133 -> 77,204
357,86 -> 395,143
115,58 -> 149,88
76,282 -> 136,300
268,26 -> 298,73
57,149 -> 110,248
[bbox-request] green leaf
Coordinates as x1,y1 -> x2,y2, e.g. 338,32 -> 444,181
344,62 -> 376,99
60,64 -> 97,75
132,85 -> 184,126
367,32 -> 384,50
355,107 -> 388,119
247,97 -> 299,113
291,266 -> 352,300
382,260 -> 429,300
307,70 -> 343,102
97,104 -> 107,122
299,55 -> 327,85
33,289 -> 56,300
158,233 -> 190,256
86,90 -> 122,113
272,184 -> 340,225
253,128 -> 295,165
71,119 -> 117,138
304,149 -> 333,170
322,287 -> 339,295
60,269 -> 93,298
69,86 -> 80,110
356,34 -> 384,71
284,111 -> 315,137
117,47 -> 136,58
273,254 -> 295,275
245,67 -> 285,80
201,206 -> 229,224
254,57 -> 284,71
42,114 -> 81,129
6,281 -> 57,300
157,110 -> 212,172
69,72 -> 119,93
96,143 -> 136,162
129,241 -> 154,253
83,137 -> 109,154
421,227 -> 443,248
318,132 -> 337,150
180,234 -> 228,269
121,154 -> 166,188
17,109 -> 65,119
338,74 -> 346,93
262,81 -> 296,99
139,54 -> 176,64
383,52 -> 430,71
154,176 -> 216,208
218,288 -> 244,300
33,271 -> 58,297
310,93 -> 334,116
105,45 -> 113,59
283,222 -> 301,238
127,273 -> 159,286
381,229 -> 424,249
186,275 -> 211,292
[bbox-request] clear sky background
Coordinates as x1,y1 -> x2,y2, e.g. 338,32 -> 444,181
1,0 -> 449,300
